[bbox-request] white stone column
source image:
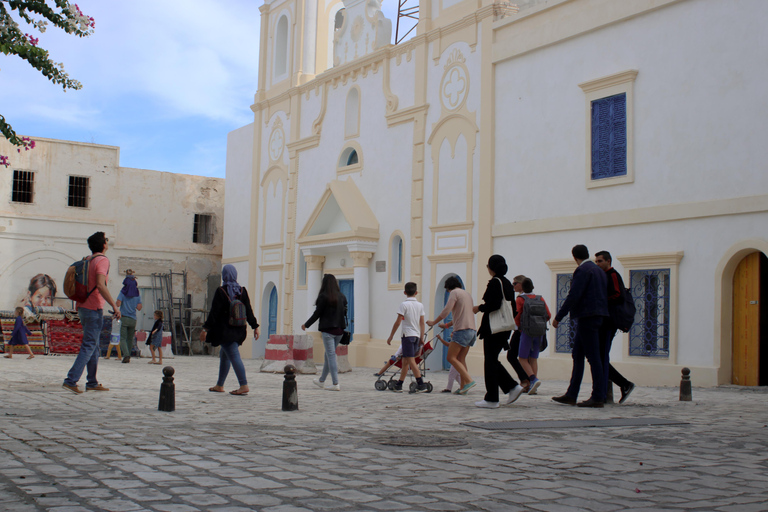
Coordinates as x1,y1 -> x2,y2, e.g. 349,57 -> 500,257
305,255 -> 325,327
349,251 -> 373,339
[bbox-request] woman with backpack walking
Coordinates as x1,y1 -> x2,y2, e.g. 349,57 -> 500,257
515,277 -> 551,394
472,255 -> 525,409
200,265 -> 259,396
301,274 -> 348,391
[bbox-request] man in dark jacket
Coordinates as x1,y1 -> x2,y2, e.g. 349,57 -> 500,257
595,250 -> 635,404
552,245 -> 609,407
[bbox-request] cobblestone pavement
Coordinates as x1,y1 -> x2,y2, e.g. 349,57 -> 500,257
1,354 -> 767,512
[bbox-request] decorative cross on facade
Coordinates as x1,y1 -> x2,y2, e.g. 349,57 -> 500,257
442,67 -> 467,110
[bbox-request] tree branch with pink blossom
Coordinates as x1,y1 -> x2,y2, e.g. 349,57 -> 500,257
0,1 -> 94,166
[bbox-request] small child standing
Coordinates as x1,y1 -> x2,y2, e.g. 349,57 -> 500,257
515,278 -> 551,394
436,334 -> 461,392
4,307 -> 35,359
386,282 -> 427,393
147,310 -> 164,365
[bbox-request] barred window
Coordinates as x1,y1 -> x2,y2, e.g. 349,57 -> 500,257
591,93 -> 627,180
12,170 -> 34,203
193,214 -> 214,244
555,273 -> 576,353
629,269 -> 671,358
68,176 -> 90,208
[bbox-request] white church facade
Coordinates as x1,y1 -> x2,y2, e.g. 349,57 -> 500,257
224,0 -> 768,387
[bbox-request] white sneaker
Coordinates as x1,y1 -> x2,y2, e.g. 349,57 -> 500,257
474,400 -> 500,409
505,385 -> 525,405
313,378 -> 325,389
325,383 -> 340,391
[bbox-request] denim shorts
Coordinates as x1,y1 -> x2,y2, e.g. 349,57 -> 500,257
450,329 -> 477,348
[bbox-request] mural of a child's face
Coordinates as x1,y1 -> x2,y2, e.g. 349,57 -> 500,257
28,286 -> 53,307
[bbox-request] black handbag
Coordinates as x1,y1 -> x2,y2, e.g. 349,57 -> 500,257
340,307 -> 351,345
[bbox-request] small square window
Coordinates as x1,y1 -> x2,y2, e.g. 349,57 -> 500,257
68,176 -> 90,208
12,170 -> 34,203
193,214 -> 214,244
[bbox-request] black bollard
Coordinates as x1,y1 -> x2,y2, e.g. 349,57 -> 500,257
282,364 -> 298,411
158,366 -> 176,412
679,367 -> 692,401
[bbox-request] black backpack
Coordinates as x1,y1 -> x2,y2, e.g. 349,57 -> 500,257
611,287 -> 636,333
520,295 -> 548,337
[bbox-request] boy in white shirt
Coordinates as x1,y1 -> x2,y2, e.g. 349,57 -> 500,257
386,282 -> 427,393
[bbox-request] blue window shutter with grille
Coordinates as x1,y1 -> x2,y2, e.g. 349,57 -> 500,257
591,93 -> 627,180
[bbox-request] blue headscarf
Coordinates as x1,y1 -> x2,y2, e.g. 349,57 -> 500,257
121,276 -> 140,298
222,264 -> 242,300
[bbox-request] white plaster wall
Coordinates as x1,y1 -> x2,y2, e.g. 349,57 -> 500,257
299,88 -> 323,139
493,0 -> 768,224
223,123 -> 254,259
492,212 -> 768,369
388,54 -> 416,110
0,137 -> 224,313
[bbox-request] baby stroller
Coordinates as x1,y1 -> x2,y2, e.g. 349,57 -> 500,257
374,328 -> 437,393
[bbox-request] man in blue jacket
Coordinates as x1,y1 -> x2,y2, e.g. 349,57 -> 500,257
551,244 -> 609,408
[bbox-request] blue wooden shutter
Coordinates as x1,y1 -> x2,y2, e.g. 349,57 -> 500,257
591,93 -> 627,180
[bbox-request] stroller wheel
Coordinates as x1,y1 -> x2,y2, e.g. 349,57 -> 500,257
409,381 -> 417,393
375,380 -> 387,391
387,380 -> 396,390
426,382 -> 434,393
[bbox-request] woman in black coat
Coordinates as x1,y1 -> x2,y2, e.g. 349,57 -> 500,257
473,254 -> 524,408
301,274 -> 347,391
200,265 -> 259,395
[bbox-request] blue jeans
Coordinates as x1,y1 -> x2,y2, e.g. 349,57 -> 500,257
565,316 -> 605,402
64,308 -> 103,388
320,332 -> 342,385
217,342 -> 247,387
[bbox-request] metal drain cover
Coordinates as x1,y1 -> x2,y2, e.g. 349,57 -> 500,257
372,435 -> 468,448
463,417 -> 687,431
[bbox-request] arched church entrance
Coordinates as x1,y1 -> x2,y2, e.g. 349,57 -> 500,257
732,251 -> 768,386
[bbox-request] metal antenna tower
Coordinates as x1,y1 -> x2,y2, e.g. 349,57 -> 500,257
395,0 -> 419,44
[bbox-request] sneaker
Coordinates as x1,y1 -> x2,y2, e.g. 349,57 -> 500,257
86,384 -> 110,392
474,400 -> 500,409
458,381 -> 477,395
528,378 -> 542,395
619,382 -> 635,404
122,356 -> 130,363
62,383 -> 82,394
505,385 -> 525,405
312,378 -> 325,389
391,383 -> 404,393
373,372 -> 382,377
325,383 -> 340,391
409,384 -> 428,394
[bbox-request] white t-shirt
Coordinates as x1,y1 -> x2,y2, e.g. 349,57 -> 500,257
397,297 -> 425,338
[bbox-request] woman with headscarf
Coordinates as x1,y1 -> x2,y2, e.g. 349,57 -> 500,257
472,254 -> 525,408
301,274 -> 347,391
115,270 -> 142,363
201,265 -> 259,395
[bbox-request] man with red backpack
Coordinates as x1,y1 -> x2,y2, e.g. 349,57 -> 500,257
62,232 -> 120,394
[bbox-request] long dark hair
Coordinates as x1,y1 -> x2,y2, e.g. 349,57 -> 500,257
318,274 -> 341,307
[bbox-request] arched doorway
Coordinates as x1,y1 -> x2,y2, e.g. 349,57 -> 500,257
431,274 -> 465,371
732,251 -> 768,386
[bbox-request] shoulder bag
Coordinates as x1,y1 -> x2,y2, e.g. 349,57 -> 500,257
489,277 -> 516,334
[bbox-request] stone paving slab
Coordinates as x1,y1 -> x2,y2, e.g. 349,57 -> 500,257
1,355 -> 767,511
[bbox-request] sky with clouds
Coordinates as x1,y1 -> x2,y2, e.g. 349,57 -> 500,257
1,0 -> 261,178
1,1 -> 410,178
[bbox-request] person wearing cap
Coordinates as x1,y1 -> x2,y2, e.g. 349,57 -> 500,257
115,269 -> 142,363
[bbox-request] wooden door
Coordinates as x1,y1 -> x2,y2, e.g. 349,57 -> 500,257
732,252 -> 760,385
